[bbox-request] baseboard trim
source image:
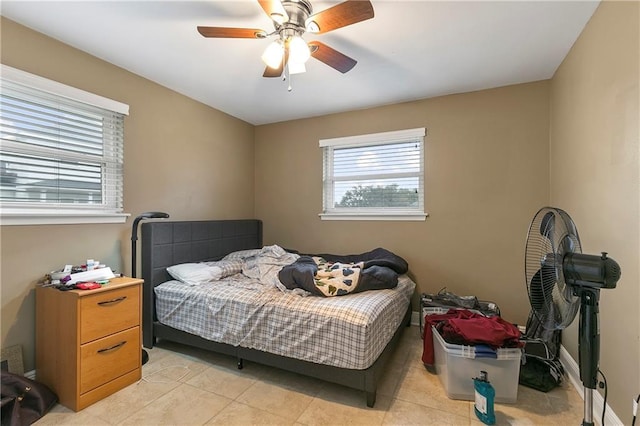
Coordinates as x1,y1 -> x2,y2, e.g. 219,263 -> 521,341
24,369 -> 36,380
559,345 -> 623,426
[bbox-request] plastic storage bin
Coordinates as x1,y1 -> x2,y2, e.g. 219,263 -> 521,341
432,326 -> 521,403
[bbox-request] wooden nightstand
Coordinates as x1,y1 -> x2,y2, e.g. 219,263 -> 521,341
35,277 -> 143,411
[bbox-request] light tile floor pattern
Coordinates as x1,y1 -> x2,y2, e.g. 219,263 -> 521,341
35,326 -> 585,425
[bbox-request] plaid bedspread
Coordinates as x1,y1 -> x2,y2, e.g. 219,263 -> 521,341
154,274 -> 415,369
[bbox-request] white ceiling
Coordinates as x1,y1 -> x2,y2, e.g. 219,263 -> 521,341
1,0 -> 599,125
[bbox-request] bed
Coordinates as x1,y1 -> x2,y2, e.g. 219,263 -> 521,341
141,219 -> 415,407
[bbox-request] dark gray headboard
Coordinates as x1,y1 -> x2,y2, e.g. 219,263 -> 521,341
141,219 -> 262,288
141,219 -> 262,346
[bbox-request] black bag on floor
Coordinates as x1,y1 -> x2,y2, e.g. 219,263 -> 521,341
519,310 -> 564,392
519,355 -> 564,392
1,371 -> 57,426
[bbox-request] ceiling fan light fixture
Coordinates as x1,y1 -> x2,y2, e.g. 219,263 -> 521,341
288,60 -> 306,75
289,35 -> 310,63
197,0 -> 375,80
261,40 -> 284,69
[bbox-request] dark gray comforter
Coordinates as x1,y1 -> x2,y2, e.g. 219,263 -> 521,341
278,248 -> 409,297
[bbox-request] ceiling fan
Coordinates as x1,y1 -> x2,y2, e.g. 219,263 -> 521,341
197,0 -> 374,80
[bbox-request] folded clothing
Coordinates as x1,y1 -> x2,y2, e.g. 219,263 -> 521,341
422,309 -> 523,366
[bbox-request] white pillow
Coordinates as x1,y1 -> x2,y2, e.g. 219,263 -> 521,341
166,263 -> 223,286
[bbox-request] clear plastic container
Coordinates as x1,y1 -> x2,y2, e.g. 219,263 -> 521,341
432,326 -> 521,403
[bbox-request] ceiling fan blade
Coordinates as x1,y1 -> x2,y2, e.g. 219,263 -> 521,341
257,0 -> 288,24
306,0 -> 374,34
197,26 -> 266,39
263,47 -> 289,78
308,41 -> 357,73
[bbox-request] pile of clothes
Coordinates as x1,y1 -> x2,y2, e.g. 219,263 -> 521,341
278,247 -> 408,297
422,309 -> 523,366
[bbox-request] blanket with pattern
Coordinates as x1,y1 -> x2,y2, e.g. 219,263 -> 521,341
278,248 -> 408,297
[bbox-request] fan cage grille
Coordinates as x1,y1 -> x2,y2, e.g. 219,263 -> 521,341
525,207 -> 581,330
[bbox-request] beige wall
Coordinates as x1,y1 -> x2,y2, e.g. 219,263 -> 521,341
549,0 -> 639,419
0,17 -> 256,371
255,81 -> 550,324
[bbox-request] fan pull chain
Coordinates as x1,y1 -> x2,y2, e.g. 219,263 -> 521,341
285,63 -> 292,92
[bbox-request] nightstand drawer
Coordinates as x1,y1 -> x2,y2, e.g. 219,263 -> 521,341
80,285 -> 140,343
80,326 -> 140,394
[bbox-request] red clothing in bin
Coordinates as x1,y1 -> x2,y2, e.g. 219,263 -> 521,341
422,309 -> 522,366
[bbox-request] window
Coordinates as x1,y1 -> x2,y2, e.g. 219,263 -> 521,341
0,65 -> 129,225
320,127 -> 426,221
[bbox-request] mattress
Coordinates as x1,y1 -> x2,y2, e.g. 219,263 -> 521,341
154,274 -> 415,369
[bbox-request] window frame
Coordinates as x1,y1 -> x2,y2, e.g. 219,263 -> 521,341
0,65 -> 129,226
319,127 -> 427,221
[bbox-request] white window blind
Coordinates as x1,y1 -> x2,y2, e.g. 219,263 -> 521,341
0,65 -> 129,225
320,128 -> 427,221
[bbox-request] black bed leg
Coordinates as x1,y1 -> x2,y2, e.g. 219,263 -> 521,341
143,335 -> 156,349
237,358 -> 243,370
366,391 -> 376,408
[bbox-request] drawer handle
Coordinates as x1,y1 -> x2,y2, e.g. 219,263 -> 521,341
97,296 -> 127,306
97,341 -> 127,354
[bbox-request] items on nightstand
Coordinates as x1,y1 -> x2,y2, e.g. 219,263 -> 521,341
75,282 -> 102,290
64,266 -> 115,285
43,262 -> 115,289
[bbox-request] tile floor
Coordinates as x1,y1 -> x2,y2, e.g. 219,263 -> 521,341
35,326 -> 584,425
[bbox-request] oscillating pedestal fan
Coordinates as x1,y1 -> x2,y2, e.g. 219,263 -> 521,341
525,207 -> 621,426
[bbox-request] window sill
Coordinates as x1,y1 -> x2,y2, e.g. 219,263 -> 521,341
1,212 -> 130,226
319,212 -> 428,221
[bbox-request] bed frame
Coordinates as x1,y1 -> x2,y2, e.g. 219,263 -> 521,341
141,219 -> 411,407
